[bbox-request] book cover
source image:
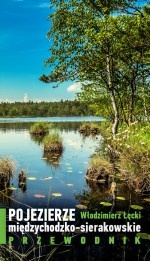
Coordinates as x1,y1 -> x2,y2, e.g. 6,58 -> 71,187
0,0 -> 150,260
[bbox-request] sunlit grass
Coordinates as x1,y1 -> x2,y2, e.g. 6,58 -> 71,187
43,132 -> 63,153
30,122 -> 52,135
0,157 -> 17,179
89,155 -> 112,173
105,121 -> 150,192
79,122 -> 100,134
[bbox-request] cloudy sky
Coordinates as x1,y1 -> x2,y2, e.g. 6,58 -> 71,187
0,0 -> 146,102
0,0 -> 79,102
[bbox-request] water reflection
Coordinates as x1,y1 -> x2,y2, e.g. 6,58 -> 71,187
42,151 -> 63,168
0,121 -> 83,132
30,133 -> 45,145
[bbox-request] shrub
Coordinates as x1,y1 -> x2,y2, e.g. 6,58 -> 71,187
43,133 -> 63,153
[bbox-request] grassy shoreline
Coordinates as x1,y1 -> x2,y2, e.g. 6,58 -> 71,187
87,121 -> 150,193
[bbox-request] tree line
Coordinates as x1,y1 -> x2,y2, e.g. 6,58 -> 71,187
40,0 -> 150,136
0,100 -> 93,117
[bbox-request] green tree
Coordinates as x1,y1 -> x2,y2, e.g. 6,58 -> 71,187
40,0 -> 148,136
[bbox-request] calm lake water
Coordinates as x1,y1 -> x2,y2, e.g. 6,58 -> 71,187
0,117 -> 150,261
0,117 -> 103,209
0,116 -> 103,123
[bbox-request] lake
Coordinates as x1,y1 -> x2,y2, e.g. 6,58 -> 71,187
0,117 -> 103,209
0,117 -> 150,261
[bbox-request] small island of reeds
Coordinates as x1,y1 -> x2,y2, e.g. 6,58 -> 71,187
0,157 -> 16,189
86,155 -> 111,182
30,122 -> 52,136
43,133 -> 63,153
79,122 -> 100,135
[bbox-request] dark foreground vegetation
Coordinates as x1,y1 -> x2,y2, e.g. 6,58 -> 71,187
0,100 -> 93,117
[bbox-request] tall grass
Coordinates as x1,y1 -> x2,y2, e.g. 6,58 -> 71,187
79,122 -> 100,134
43,132 -> 63,153
0,157 -> 17,179
89,155 -> 112,173
30,122 -> 52,135
106,122 -> 150,192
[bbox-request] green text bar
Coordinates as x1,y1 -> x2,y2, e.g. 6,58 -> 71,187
0,209 -> 6,244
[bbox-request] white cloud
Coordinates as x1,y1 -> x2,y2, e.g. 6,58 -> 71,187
37,3 -> 50,8
67,82 -> 81,92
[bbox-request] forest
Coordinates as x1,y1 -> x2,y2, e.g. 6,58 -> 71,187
0,100 -> 93,117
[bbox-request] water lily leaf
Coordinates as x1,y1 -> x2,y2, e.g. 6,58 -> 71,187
52,193 -> 62,197
8,187 -> 17,191
67,184 -> 74,187
143,198 -> 150,202
100,202 -> 112,206
76,204 -> 87,209
67,170 -> 73,172
130,205 -> 143,210
136,233 -> 150,240
43,176 -> 52,180
34,194 -> 45,198
67,167 -> 73,170
116,197 -> 126,201
65,163 -> 71,166
27,177 -> 37,180
78,171 -> 83,174
41,158 -> 47,160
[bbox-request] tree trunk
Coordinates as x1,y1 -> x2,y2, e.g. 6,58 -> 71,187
141,49 -> 148,119
106,54 -> 119,137
128,81 -> 136,125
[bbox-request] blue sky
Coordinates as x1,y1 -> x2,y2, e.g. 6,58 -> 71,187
0,0 -> 147,102
0,0 -> 78,102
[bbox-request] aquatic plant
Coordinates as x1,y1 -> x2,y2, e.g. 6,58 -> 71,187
43,132 -> 63,153
42,151 -> 62,168
30,133 -> 45,145
0,157 -> 16,179
0,157 -> 17,190
79,122 -> 99,134
106,122 -> 150,192
86,155 -> 112,182
30,122 -> 52,135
